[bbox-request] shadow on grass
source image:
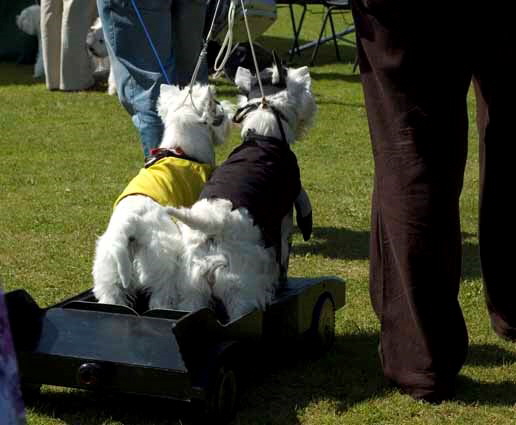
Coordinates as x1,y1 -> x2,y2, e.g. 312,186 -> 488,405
310,70 -> 361,83
0,62 -> 40,86
257,35 -> 356,68
466,343 -> 516,367
293,226 -> 369,260
462,239 -> 481,281
26,390 -> 187,425
456,375 -> 516,406
236,331 -> 386,424
293,228 -> 483,274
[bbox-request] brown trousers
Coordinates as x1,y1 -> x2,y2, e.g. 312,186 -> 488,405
352,0 -> 516,400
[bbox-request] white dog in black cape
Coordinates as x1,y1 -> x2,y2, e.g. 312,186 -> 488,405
167,54 -> 316,321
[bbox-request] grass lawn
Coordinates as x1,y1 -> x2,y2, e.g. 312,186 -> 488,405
1,5 -> 516,424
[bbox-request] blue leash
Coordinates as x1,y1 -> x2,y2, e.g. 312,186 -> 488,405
129,0 -> 171,84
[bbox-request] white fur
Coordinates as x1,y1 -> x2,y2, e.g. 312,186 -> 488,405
16,5 -> 43,78
92,84 -> 231,309
167,65 -> 317,321
86,18 -> 116,95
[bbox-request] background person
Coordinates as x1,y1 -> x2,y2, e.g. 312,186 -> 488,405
0,282 -> 27,425
40,0 -> 98,91
351,0 -> 515,402
96,0 -> 208,159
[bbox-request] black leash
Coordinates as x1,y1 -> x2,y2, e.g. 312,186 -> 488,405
144,148 -> 200,168
232,102 -> 290,145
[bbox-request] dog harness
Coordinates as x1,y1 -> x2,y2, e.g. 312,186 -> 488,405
200,131 -> 301,248
114,155 -> 214,208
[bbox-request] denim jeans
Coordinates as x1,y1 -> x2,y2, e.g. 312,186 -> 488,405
97,0 -> 208,157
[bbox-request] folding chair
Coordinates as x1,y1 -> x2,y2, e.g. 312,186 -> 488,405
276,1 -> 309,60
310,0 -> 353,65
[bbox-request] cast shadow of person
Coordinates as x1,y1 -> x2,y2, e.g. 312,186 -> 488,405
456,343 -> 516,405
0,63 -> 42,86
234,330 -> 387,424
235,338 -> 516,423
294,228 -> 483,271
251,34 -> 356,68
461,232 -> 481,281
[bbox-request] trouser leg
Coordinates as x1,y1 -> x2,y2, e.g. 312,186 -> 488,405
97,0 -> 173,157
353,0 -> 471,400
40,0 -> 62,90
171,0 -> 207,87
60,0 -> 97,90
474,12 -> 516,340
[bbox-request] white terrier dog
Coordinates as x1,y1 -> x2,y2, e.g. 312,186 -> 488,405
16,5 -> 43,78
92,84 -> 231,309
86,18 -> 116,95
166,54 -> 316,321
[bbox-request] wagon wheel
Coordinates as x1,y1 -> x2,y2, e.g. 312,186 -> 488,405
309,294 -> 336,354
193,343 -> 240,424
204,362 -> 238,424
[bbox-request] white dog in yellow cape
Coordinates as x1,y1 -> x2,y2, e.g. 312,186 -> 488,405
92,84 -> 231,310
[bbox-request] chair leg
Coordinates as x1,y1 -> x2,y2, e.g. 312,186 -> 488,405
288,4 -> 307,60
310,8 -> 331,66
352,54 -> 359,73
327,8 -> 341,61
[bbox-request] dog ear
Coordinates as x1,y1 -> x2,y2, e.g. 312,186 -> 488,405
288,66 -> 311,90
271,50 -> 287,87
204,86 -> 217,119
157,84 -> 181,120
218,99 -> 236,122
234,67 -> 252,94
288,66 -> 317,139
206,85 -> 216,105
92,17 -> 102,30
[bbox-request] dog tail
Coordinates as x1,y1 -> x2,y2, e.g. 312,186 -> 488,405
165,206 -> 216,235
111,239 -> 133,289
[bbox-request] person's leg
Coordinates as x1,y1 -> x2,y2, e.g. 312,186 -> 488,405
171,0 -> 207,87
352,0 -> 471,401
97,0 -> 174,158
40,0 -> 62,90
474,9 -> 516,341
0,290 -> 27,424
60,0 -> 97,91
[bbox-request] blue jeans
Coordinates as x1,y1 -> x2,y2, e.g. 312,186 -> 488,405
97,0 -> 208,157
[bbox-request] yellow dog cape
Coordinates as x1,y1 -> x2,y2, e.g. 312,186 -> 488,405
114,157 -> 214,208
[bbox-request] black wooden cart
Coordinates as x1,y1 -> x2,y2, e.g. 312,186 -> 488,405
6,276 -> 345,423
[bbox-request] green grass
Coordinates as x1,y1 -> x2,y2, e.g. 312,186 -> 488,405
1,5 -> 516,424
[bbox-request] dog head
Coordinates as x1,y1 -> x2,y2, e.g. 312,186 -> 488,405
86,18 -> 108,58
16,5 -> 40,36
233,53 -> 316,143
157,84 -> 232,165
